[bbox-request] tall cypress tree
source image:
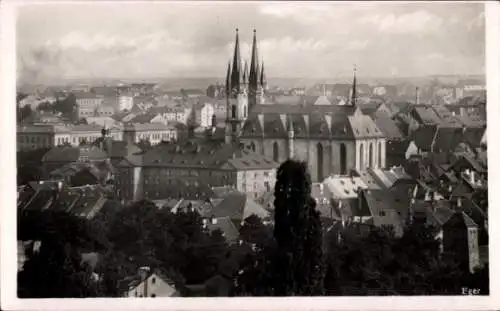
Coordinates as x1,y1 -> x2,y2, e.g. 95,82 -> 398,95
273,160 -> 324,296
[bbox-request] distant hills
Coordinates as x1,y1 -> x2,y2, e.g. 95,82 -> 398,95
17,74 -> 485,93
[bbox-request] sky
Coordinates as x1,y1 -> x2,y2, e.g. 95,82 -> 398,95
16,1 -> 486,84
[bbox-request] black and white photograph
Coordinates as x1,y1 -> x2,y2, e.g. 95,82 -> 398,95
1,0 -> 499,308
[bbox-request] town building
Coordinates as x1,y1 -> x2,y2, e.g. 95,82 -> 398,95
114,140 -> 279,202
120,267 -> 179,298
442,212 -> 480,273
75,92 -> 104,119
191,102 -> 215,127
123,123 -> 177,145
17,124 -> 72,151
41,144 -> 109,176
69,123 -> 123,145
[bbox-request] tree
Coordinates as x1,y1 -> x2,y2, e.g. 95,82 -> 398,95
53,93 -> 76,119
272,160 -> 324,296
18,211 -> 103,297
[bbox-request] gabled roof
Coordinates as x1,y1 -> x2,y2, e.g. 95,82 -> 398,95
373,115 -> 403,140
323,176 -> 369,199
431,126 -> 463,153
209,193 -> 270,222
206,217 -> 239,243
361,189 -> 405,236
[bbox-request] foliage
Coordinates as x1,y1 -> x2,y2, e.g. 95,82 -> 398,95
18,211 -> 103,298
272,160 -> 324,296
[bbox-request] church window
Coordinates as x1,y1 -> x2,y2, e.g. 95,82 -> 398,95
340,143 -> 347,175
359,144 -> 365,169
231,105 -> 237,118
250,142 -> 256,152
273,142 -> 279,162
378,141 -> 383,168
317,143 -> 324,181
369,143 -> 374,168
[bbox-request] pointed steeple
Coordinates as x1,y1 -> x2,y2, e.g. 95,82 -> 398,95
230,28 -> 242,93
351,65 -> 357,106
225,61 -> 231,96
249,29 -> 259,90
242,61 -> 249,85
415,86 -> 420,105
260,61 -> 266,86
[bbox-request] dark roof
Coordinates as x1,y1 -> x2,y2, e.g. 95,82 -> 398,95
107,141 -> 143,159
411,125 -> 437,152
243,105 -> 383,139
359,102 -> 382,116
361,189 -> 406,236
137,141 -> 278,170
42,146 -> 108,163
431,126 -> 463,153
373,115 -> 403,140
209,193 -> 269,222
205,217 -> 239,243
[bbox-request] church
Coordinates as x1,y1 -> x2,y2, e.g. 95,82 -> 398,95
222,28 -> 387,182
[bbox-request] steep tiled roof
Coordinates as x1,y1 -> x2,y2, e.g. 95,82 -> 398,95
206,217 -> 239,243
139,141 -> 277,170
107,141 -> 143,159
209,193 -> 270,222
347,110 -> 384,139
367,167 -> 412,189
42,145 -> 108,163
128,113 -> 161,124
361,189 -> 405,236
359,102 -> 382,116
411,124 -> 437,152
411,105 -> 442,125
323,176 -> 369,199
353,170 -> 382,190
373,115 -> 403,140
243,105 -> 382,140
431,126 -> 463,153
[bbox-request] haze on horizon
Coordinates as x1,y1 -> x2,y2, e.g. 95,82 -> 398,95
17,1 -> 486,85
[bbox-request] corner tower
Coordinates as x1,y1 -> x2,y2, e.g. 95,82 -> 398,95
225,28 -> 248,144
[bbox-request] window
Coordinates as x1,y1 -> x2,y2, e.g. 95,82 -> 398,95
359,144 -> 365,169
273,142 -> 279,162
231,105 -> 237,118
152,277 -> 156,284
379,211 -> 386,217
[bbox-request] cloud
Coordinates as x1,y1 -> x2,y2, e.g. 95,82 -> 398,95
345,40 -> 370,51
359,10 -> 444,34
16,2 -> 485,82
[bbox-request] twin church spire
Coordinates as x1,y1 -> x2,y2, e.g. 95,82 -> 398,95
225,28 -> 267,105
